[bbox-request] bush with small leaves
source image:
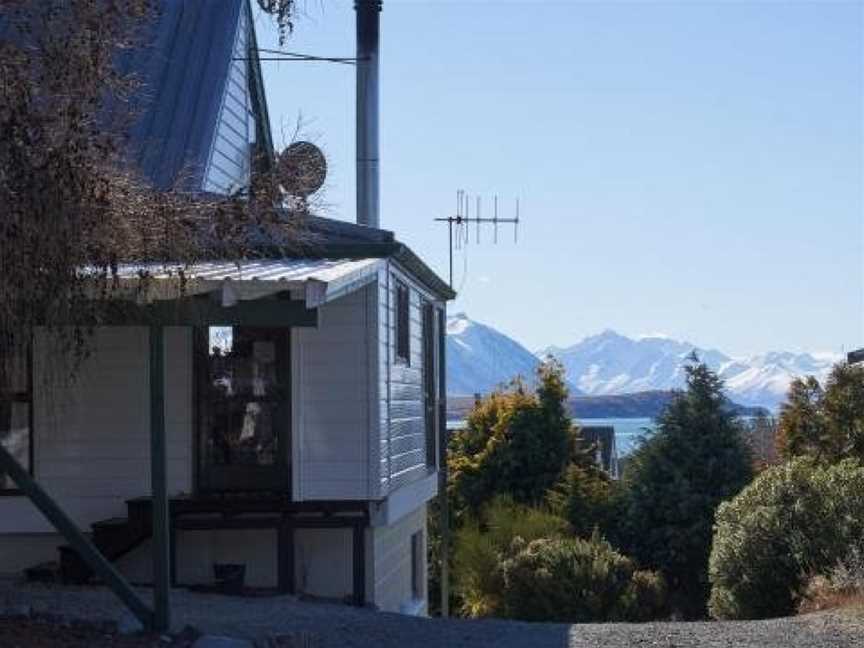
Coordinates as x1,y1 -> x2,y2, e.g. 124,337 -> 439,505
709,458 -> 864,619
452,496 -> 568,618
500,535 -> 667,623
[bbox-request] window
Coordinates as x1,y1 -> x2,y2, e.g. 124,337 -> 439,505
0,339 -> 32,493
411,531 -> 424,600
202,327 -> 283,468
195,326 -> 291,493
395,281 -> 410,364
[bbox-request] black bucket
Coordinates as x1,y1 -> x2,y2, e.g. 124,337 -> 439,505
213,563 -> 246,595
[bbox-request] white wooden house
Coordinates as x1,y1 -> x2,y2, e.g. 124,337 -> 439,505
0,0 -> 452,619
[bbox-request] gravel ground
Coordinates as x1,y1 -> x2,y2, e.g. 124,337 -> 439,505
0,616 -> 175,648
2,579 -> 863,648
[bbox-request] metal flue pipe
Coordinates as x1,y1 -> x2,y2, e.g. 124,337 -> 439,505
356,0 -> 381,229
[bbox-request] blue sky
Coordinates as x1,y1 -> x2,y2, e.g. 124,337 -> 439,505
253,0 -> 863,357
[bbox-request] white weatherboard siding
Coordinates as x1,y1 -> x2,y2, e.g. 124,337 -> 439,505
0,327 -> 193,536
203,1 -> 253,195
293,285 -> 376,500
117,530 -> 279,589
295,528 -> 353,599
371,503 -> 427,614
378,265 -> 439,497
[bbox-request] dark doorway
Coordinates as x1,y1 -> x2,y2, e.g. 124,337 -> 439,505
195,327 -> 291,493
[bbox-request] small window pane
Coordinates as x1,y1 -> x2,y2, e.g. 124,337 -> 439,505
411,531 -> 423,599
0,402 -> 30,489
395,283 -> 410,364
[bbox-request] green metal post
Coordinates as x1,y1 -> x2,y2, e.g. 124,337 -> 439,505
0,444 -> 153,628
149,325 -> 170,632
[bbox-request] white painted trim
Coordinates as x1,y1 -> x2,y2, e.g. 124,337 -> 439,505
385,261 -> 393,491
365,280 -> 379,499
388,260 -> 438,303
371,470 -> 438,527
291,328 -> 304,501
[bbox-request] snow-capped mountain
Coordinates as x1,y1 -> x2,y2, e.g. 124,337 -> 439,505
446,313 -> 558,396
541,330 -> 729,396
543,330 -> 838,410
446,315 -> 839,410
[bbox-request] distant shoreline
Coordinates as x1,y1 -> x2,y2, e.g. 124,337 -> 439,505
447,389 -> 768,421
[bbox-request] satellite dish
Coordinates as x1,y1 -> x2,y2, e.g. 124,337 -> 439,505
277,141 -> 327,197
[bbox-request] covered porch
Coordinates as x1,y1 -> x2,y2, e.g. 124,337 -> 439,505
0,257 -> 387,630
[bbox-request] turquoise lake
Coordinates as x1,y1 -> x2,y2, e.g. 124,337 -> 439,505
447,417 -> 658,457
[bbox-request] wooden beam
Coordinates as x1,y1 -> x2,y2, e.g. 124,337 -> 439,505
149,326 -> 170,632
69,297 -> 318,328
0,445 -> 153,628
352,520 -> 366,606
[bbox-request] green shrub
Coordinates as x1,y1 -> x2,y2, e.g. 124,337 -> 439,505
709,458 -> 864,619
499,535 -> 667,622
452,496 -> 569,617
449,360 -> 573,518
547,463 -> 626,543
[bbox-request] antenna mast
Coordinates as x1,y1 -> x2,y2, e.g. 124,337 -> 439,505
435,190 -> 522,288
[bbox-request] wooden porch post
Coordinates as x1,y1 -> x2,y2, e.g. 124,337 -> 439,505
149,325 -> 170,632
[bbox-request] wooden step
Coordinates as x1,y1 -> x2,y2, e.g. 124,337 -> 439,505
24,561 -> 60,584
58,545 -> 91,584
91,517 -> 143,557
57,515 -> 151,585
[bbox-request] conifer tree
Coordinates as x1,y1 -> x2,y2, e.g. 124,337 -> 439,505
777,363 -> 864,463
622,354 -> 752,618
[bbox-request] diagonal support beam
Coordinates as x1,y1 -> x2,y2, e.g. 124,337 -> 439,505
0,444 -> 153,629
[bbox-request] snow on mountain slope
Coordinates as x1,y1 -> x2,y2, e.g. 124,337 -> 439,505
446,313 -> 566,396
447,315 -> 840,409
543,330 -> 838,410
717,351 -> 837,409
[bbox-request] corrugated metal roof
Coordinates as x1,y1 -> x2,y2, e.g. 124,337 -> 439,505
114,257 -> 384,307
0,0 -> 253,191
116,0 -> 245,190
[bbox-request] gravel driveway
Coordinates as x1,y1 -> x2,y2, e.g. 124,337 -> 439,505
2,580 -> 862,648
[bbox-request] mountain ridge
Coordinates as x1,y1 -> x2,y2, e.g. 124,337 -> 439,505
447,314 -> 838,411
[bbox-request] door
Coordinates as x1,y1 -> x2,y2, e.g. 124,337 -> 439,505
422,303 -> 438,469
195,326 -> 291,493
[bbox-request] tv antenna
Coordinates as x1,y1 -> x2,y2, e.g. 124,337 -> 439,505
434,190 -> 521,289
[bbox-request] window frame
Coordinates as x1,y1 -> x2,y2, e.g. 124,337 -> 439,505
411,530 -> 424,600
0,337 -> 34,496
394,280 -> 411,366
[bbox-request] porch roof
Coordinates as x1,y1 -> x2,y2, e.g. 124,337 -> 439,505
113,257 -> 384,308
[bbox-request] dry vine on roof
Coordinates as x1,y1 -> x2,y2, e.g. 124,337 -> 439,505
0,0 -> 305,390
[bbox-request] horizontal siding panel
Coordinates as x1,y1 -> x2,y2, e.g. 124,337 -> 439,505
389,433 -> 423,456
388,464 -> 427,492
304,481 -> 368,500
390,365 -> 421,384
390,449 -> 424,475
299,285 -> 372,501
390,418 -> 422,440
390,382 -> 422,401
304,440 -> 364,462
305,461 -> 366,481
390,400 -> 422,419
